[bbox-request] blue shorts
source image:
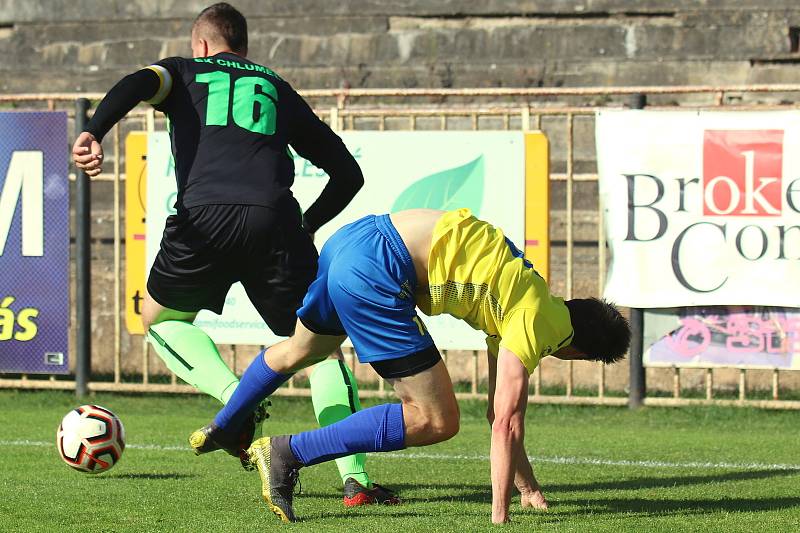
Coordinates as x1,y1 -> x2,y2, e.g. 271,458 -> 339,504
297,214 -> 435,363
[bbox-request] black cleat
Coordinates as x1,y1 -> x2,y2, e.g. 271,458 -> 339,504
189,400 -> 272,470
252,400 -> 271,439
343,477 -> 401,507
247,436 -> 302,523
188,421 -> 250,456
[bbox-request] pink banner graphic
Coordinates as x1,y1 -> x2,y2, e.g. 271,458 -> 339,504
646,306 -> 800,369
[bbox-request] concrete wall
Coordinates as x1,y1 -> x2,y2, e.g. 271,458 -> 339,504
3,1 -> 800,92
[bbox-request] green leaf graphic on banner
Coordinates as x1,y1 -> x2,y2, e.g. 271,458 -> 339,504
391,155 -> 484,215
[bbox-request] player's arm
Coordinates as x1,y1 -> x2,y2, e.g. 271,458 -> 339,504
286,89 -> 364,234
486,338 -> 498,423
72,66 -> 170,176
490,346 -> 529,524
486,340 -> 548,511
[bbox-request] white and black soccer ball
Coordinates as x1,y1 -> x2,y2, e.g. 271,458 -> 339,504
56,404 -> 125,473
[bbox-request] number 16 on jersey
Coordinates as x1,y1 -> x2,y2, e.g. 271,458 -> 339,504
196,71 -> 277,135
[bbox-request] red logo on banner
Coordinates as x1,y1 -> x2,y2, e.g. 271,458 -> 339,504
703,130 -> 783,216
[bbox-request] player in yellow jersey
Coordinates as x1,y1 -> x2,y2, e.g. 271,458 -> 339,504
191,208 -> 631,524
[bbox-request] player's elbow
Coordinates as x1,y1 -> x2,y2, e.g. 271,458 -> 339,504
330,166 -> 364,205
343,154 -> 364,186
346,167 -> 364,195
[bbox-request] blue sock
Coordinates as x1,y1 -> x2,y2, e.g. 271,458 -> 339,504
289,403 -> 405,466
213,351 -> 291,431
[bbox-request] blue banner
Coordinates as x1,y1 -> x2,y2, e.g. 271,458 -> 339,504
0,112 -> 69,373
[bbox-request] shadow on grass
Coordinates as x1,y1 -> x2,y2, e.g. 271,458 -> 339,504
93,472 -> 197,480
294,491 -> 800,522
292,482 -> 491,504
545,468 -> 800,492
342,468 -> 800,506
556,496 -> 800,517
296,508 -> 489,522
282,493 -> 800,524
290,492 -> 800,522
300,482 -> 494,504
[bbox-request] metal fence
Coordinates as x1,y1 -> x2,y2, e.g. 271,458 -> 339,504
1,85 -> 800,409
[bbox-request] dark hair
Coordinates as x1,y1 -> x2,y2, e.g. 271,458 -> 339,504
194,3 -> 248,54
564,298 -> 630,364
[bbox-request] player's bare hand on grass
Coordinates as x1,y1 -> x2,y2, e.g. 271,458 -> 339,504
519,486 -> 548,511
72,132 -> 104,176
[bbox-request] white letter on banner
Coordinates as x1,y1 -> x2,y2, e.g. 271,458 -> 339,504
0,151 -> 44,256
704,175 -> 740,215
740,151 -> 780,215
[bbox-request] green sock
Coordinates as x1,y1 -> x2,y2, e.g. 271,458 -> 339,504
310,359 -> 371,488
148,320 -> 239,405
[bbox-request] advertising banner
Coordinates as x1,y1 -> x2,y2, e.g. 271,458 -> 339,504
644,306 -> 800,369
147,131 -> 534,349
125,132 -> 148,335
0,112 -> 69,374
597,111 -> 800,308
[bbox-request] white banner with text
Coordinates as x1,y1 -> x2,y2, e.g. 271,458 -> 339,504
597,110 -> 800,308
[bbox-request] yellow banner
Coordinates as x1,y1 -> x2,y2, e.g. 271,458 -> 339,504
125,132 -> 148,334
524,132 -> 550,281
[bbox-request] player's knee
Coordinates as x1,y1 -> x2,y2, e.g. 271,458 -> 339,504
425,404 -> 460,443
427,415 -> 459,443
273,336 -> 331,373
143,315 -> 178,334
140,305 -> 159,332
436,416 -> 460,442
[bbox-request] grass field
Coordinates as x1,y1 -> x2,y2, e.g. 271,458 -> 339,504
1,390 -> 799,532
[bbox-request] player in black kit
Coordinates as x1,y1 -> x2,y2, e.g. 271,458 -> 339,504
72,2 -> 398,507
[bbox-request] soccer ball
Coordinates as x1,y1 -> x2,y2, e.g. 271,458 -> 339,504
56,404 -> 125,473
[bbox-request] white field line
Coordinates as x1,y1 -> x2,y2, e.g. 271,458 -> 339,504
4,439 -> 800,471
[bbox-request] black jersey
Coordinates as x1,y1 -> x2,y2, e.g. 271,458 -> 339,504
84,52 -> 362,233
148,53 -> 343,211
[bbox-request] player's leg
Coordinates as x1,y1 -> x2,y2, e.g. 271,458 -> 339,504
144,207 -> 242,405
243,203 -> 385,501
248,352 -> 457,523
191,209 -> 348,457
286,355 -> 458,461
380,357 -> 460,446
248,213 -> 442,520
191,318 -> 345,450
143,291 -> 240,405
189,320 -> 342,464
307,352 -> 400,505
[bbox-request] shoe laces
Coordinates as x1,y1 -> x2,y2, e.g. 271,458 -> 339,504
254,400 -> 272,424
238,450 -> 256,471
290,469 -> 302,496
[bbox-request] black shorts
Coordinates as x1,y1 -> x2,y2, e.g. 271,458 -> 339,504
147,201 -> 318,336
369,344 -> 442,379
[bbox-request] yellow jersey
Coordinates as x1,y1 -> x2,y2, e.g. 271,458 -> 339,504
416,209 -> 574,373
